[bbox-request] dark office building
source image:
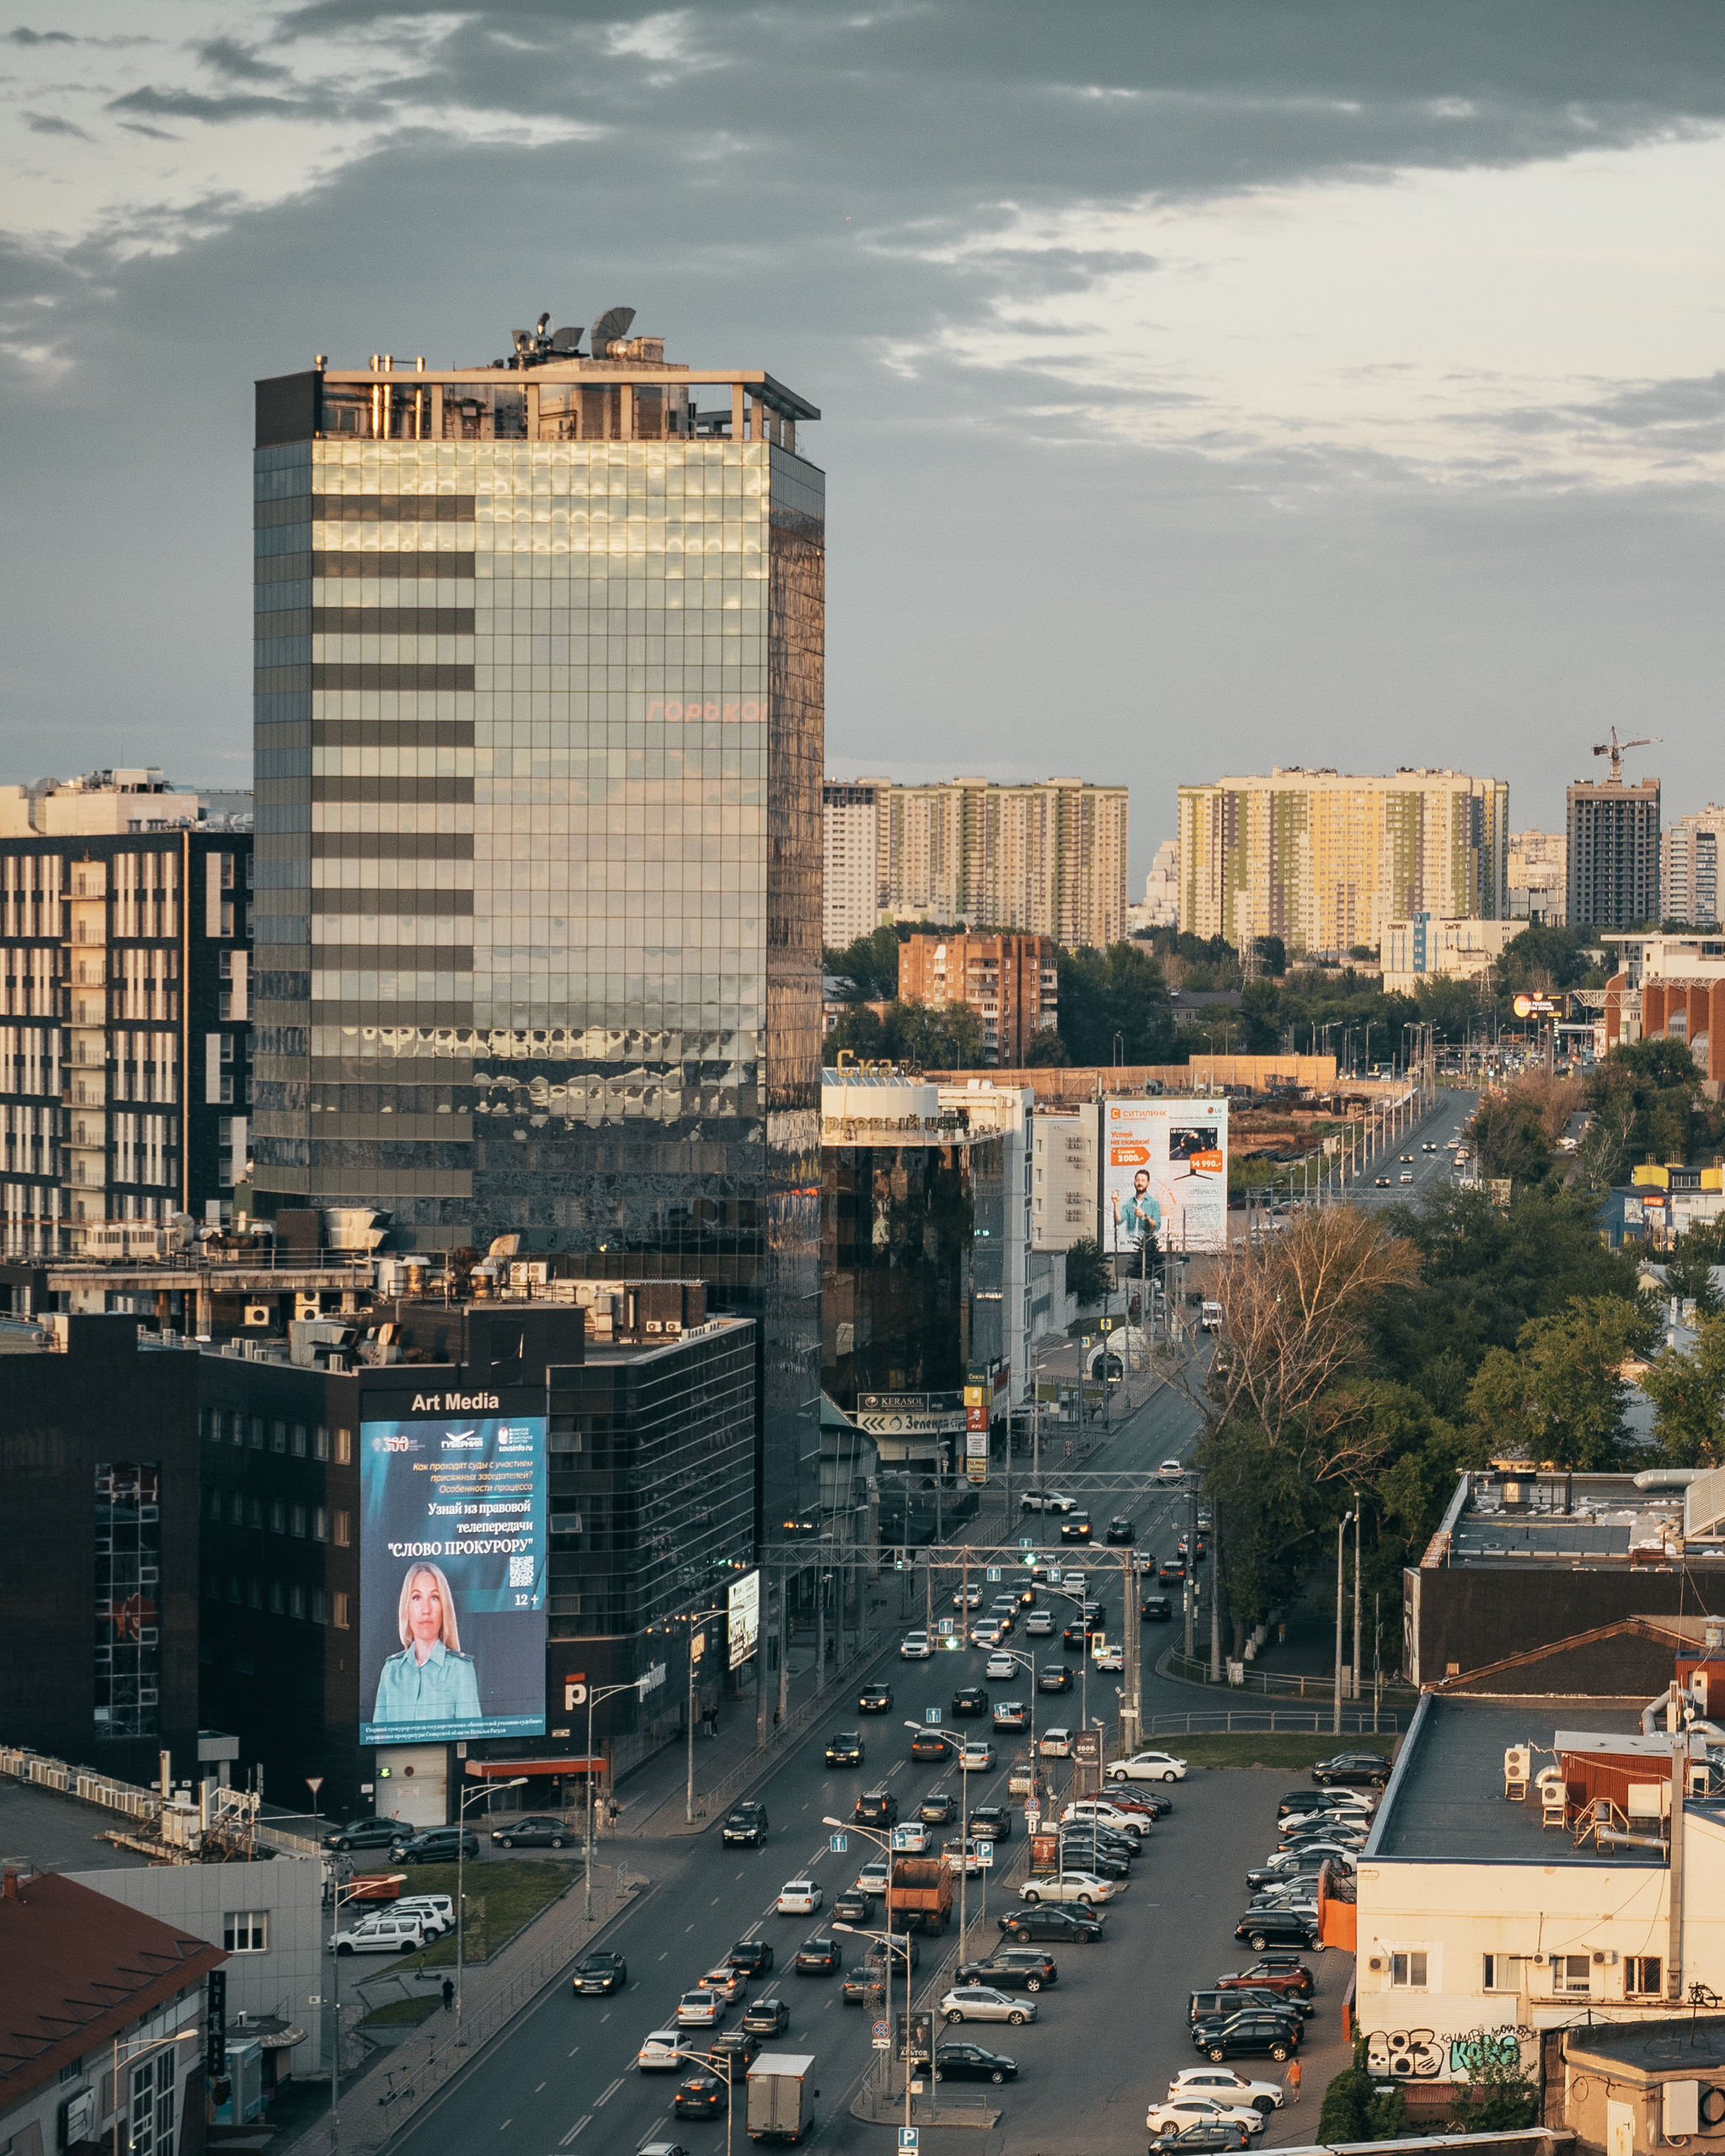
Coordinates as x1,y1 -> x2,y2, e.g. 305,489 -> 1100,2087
249,313 -> 824,1528
1567,776 -> 1661,931
0,1318 -> 201,1781
196,1289 -> 754,1815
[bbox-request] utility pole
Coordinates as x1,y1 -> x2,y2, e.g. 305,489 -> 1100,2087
1352,1496 -> 1363,1704
1332,1509 -> 1354,1735
1208,1506 -> 1222,1683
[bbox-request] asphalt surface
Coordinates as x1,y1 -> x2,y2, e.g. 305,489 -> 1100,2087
1328,1086 -> 1477,1211
369,1376 -> 1361,2156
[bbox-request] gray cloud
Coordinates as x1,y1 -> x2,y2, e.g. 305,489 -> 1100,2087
107,84 -> 312,122
24,111 -> 91,136
195,35 -> 293,83
6,24 -> 76,44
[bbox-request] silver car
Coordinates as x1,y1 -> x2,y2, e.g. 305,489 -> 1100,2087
939,1984 -> 1038,2026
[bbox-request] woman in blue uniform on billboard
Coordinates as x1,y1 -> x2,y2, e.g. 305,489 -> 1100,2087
372,1561 -> 482,1726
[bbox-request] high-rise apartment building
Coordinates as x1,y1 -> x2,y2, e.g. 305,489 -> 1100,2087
851,775 -> 1126,947
1567,777 -> 1660,931
250,315 -> 824,1524
897,931 -> 1058,1065
1127,838 -> 1179,935
0,772 -> 252,1257
1178,768 -> 1509,958
822,780 -> 879,947
1663,808 -> 1725,929
1506,830 -> 1567,925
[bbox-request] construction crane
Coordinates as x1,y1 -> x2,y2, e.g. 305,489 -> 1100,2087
1592,726 -> 1661,783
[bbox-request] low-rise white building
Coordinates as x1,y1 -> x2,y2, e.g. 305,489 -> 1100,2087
1382,913 -> 1519,997
1031,1102 -> 1097,1251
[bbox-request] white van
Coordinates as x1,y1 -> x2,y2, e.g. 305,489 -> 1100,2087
1200,1302 -> 1223,1333
393,1894 -> 455,1937
328,1912 -> 426,1956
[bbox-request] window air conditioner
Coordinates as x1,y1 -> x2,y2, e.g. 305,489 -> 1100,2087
1368,1956 -> 1384,1972
243,1304 -> 270,1326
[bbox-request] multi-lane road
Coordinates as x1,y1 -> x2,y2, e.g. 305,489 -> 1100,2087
373,1372 -> 1370,2155
1332,1086 -> 1477,1211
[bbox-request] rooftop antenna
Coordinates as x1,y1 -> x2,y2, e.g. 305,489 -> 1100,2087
1591,726 -> 1662,784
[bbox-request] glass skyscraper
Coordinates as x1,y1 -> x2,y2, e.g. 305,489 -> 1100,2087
251,323 -> 824,1520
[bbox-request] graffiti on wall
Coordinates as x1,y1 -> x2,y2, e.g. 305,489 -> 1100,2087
1366,2030 -> 1444,2079
1365,2025 -> 1534,2081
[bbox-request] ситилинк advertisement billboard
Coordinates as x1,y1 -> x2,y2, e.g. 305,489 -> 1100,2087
1103,1097 -> 1229,1261
726,1569 -> 761,1673
359,1410 -> 547,1746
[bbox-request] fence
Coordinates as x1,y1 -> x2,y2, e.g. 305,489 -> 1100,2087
1163,1649 -> 1417,1706
1143,1708 -> 1403,1737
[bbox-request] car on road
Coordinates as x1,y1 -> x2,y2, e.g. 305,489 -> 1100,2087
741,1995 -> 790,2036
865,1935 -> 921,1972
854,1789 -> 900,1828
720,1802 -> 770,1847
637,2029 -> 684,2071
889,1819 -> 930,1853
969,1801 -> 1014,1842
969,1621 -> 1006,1648
1020,1870 -> 1119,1906
1191,2009 -> 1301,2063
941,1985 -> 1037,2026
957,1951 -> 1055,1993
1060,1513 -> 1093,1542
1105,1516 -> 1135,1544
1313,1750 -> 1392,1786
1092,1644 -> 1124,1671
825,1731 -> 865,1767
998,1904 -> 1105,1944
676,1990 -> 724,2027
1158,1556 -> 1187,1584
1400,1171 -> 1413,1183
1171,2068 -> 1285,2114
831,1887 -> 871,1923
727,1940 -> 774,1977
389,1827 -> 478,1865
1232,1908 -> 1320,1952
1039,1727 -> 1072,1757
1024,1608 -> 1055,1636
1141,1593 -> 1173,1622
952,1685 -> 987,1717
920,1790 -> 955,1823
910,1728 -> 953,1761
323,1817 -> 400,1854
1159,1459 -> 1184,1481
1021,1488 -> 1078,1513
489,1813 -> 572,1849
1277,1789 -> 1372,1821
992,1700 -> 1028,1731
776,1880 -> 822,1915
709,2026 -> 761,2070
1107,1749 -> 1188,1785
985,1651 -> 1017,1680
698,1963 -> 745,2004
956,1740 -> 996,1772
794,1935 -> 841,1975
1038,1663 -> 1073,1693
1217,1957 -> 1314,1998
1400,1152 -> 1413,1162
1374,1174 -> 1391,1186
933,2042 -> 1018,2085
855,1860 -> 890,1897
1177,1533 -> 1209,1560
858,1680 -> 894,1713
943,1837 -> 991,1877
952,1585 -> 982,1609
571,1950 -> 628,1995
1062,1621 -> 1092,1652
841,1965 -> 883,2004
673,2070 -> 724,2120
900,1630 -> 931,1660
1147,2097 -> 1267,2138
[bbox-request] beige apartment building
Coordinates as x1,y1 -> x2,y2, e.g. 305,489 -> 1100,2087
822,780 -> 881,947
898,931 -> 1058,1066
1178,767 -> 1509,958
835,775 -> 1128,950
1508,828 -> 1567,926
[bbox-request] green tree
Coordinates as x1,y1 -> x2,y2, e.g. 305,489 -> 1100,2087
1585,1036 -> 1723,1170
1641,1312 -> 1725,1465
1254,935 -> 1287,978
1063,1237 -> 1111,1306
1467,1294 -> 1657,1469
1239,979 -> 1282,1054
1499,922 -> 1595,995
1414,973 -> 1486,1043
1056,942 -> 1177,1065
1318,2038 -> 1407,2143
1468,1093 -> 1552,1184
1449,2038 -> 1540,2132
823,924 -> 906,1001
1023,1027 -> 1071,1066
823,998 -> 981,1070
1664,1219 -> 1725,1316
824,1004 -> 885,1062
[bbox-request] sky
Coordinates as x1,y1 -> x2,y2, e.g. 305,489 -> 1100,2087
2,1 -> 1722,889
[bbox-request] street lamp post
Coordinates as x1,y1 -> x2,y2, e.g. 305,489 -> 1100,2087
321,1866 -> 376,2151
826,1815 -> 912,2135
1332,1509 -> 1356,1736
581,1673 -> 653,1921
660,2047 -> 737,2156
455,1774 -> 526,2033
112,2031 -> 196,2156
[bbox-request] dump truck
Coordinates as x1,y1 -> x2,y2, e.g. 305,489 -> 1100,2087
889,1854 -> 953,1935
746,2052 -> 815,2145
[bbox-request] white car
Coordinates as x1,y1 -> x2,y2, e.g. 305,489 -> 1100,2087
969,1623 -> 1004,1648
777,1879 -> 822,1915
1020,1870 -> 1120,1906
328,1912 -> 425,1956
1039,1727 -> 1072,1758
637,2029 -> 683,2071
1148,2097 -> 1267,2137
900,1631 -> 931,1659
1171,2068 -> 1284,2115
1024,1610 -> 1054,1637
952,1586 -> 981,1609
1092,1645 -> 1124,1672
940,1985 -> 1038,2026
985,1652 -> 1017,1680
890,1821 -> 930,1854
1020,1489 -> 1077,1513
855,1860 -> 890,1897
676,1989 -> 724,2027
1157,1460 -> 1183,1482
1060,1800 -> 1145,1838
1106,1750 -> 1188,1785
393,1894 -> 456,1937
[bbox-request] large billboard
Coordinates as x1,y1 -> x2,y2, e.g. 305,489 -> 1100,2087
360,1405 -> 548,1746
1103,1098 -> 1230,1259
727,1570 -> 761,1673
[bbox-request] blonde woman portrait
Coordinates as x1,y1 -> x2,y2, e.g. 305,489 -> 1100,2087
372,1561 -> 482,1725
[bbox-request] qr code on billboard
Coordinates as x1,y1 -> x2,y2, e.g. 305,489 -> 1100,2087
509,1555 -> 534,1589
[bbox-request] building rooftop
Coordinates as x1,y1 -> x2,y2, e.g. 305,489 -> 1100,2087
1564,2016 -> 1725,2076
1426,1470 -> 1725,1572
1370,1696 -> 1663,1867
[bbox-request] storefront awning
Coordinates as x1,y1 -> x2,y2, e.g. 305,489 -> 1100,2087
463,1758 -> 605,1778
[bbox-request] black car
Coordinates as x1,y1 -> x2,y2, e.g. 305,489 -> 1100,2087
855,1789 -> 900,1828
911,1730 -> 953,1761
858,1680 -> 894,1714
1038,1664 -> 1072,1694
741,1995 -> 789,2036
489,1813 -> 572,1849
951,1687 -> 988,1717
957,1952 -> 1055,1993
825,1731 -> 865,1767
673,2072 -> 724,2120
708,2028 -> 761,2071
933,2042 -> 1018,2085
571,1951 -> 628,1995
721,1802 -> 770,1847
1190,1988 -> 1311,2025
1062,1622 -> 1091,1652
1232,1908 -> 1319,1951
1191,2009 -> 1302,2063
1140,1594 -> 1172,1623
1313,1751 -> 1391,1788
794,1935 -> 840,1975
968,1803 -> 1013,1842
920,1791 -> 956,1825
1277,1790 -> 1358,1820
841,1965 -> 883,2004
323,1817 -> 400,1853
1151,2124 -> 1249,2153
1159,1556 -> 1187,1582
832,1888 -> 872,1923
727,1940 -> 774,1977
1104,1517 -> 1135,1545
1060,1513 -> 1093,1542
1055,1839 -> 1131,1879
391,1827 -> 478,1865
998,1906 -> 1104,1944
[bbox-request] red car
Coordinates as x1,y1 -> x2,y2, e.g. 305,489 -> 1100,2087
1215,1959 -> 1312,1999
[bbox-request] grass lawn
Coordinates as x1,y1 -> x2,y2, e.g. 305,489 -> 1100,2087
360,1995 -> 442,2029
386,1859 -> 579,1968
1169,1732 -> 1399,1773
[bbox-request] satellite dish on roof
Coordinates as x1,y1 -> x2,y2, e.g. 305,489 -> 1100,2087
590,306 -> 636,356
549,325 -> 583,355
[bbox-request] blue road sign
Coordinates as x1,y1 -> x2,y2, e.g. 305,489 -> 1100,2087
926,1707 -> 942,1724
1019,1536 -> 1034,1550
830,1833 -> 847,1853
985,1566 -> 1001,1582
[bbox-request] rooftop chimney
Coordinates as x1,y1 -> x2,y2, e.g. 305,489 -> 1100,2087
3,1868 -> 19,1899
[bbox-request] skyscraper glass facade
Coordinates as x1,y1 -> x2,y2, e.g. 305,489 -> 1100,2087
252,355 -> 824,1522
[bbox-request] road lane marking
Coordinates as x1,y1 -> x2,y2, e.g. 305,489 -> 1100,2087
535,2083 -> 546,2093
660,1951 -> 669,1959
593,2077 -> 623,2108
558,2118 -> 590,2144
498,2125 -> 510,2135
601,2012 -> 610,2023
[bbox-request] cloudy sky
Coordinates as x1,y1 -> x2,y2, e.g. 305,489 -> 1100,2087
3,1 -> 1721,882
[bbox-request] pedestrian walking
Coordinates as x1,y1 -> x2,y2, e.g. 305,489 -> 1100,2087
441,1977 -> 454,2013
1286,2057 -> 1302,2103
